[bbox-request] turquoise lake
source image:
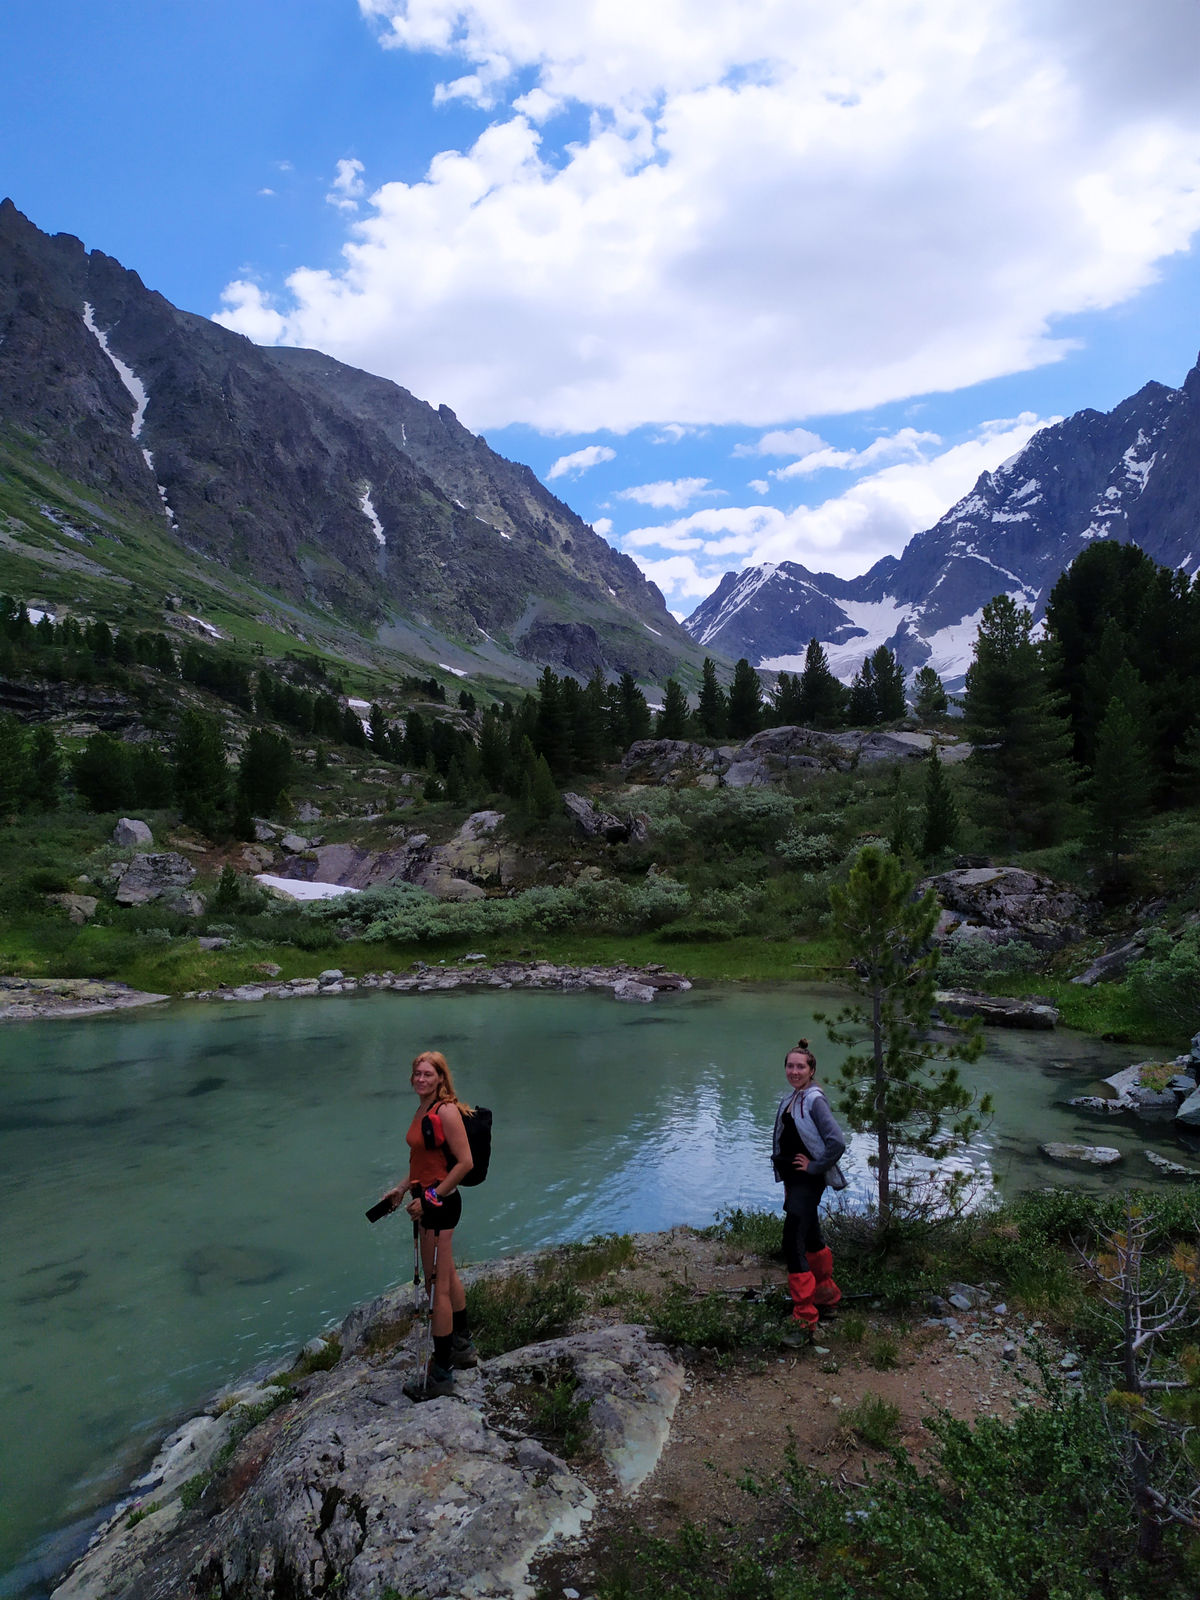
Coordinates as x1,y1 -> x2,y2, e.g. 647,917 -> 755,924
0,984 -> 1161,1592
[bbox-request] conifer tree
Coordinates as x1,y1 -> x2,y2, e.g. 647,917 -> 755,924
921,744 -> 959,860
912,664 -> 948,720
530,752 -> 560,819
796,638 -> 844,727
961,595 -> 1075,849
887,769 -> 918,862
848,657 -> 877,725
1087,694 -> 1152,880
580,668 -> 612,767
479,708 -> 508,790
71,732 -> 134,812
825,846 -> 987,1233
727,658 -> 763,738
535,667 -> 573,779
173,709 -> 229,834
0,714 -> 29,815
869,646 -> 907,721
237,729 -> 293,819
772,669 -> 804,725
657,678 -> 690,739
26,724 -> 61,811
697,657 -> 727,738
368,703 -> 390,757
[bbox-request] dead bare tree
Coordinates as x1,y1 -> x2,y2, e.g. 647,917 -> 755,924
1076,1198 -> 1200,1560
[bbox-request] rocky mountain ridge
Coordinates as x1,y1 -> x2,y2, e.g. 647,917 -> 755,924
0,199 -> 699,685
685,363 -> 1200,686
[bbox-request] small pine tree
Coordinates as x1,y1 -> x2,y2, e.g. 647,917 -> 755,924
912,665 -> 948,720
921,745 -> 959,860
848,657 -> 877,725
962,595 -> 1075,849
237,729 -> 293,819
657,678 -> 690,739
796,639 -> 845,727
887,770 -> 917,862
368,703 -> 390,757
772,669 -> 805,725
530,752 -> 559,819
26,724 -> 61,811
1087,694 -> 1152,880
825,846 -> 987,1233
71,732 -> 134,812
173,709 -> 230,834
0,714 -> 30,814
727,658 -> 763,738
870,646 -> 907,721
697,658 -> 727,739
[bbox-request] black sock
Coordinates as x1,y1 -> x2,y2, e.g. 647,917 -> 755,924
433,1333 -> 453,1374
453,1308 -> 470,1338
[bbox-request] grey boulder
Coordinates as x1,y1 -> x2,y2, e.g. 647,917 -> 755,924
112,818 -> 153,847
114,853 -> 196,906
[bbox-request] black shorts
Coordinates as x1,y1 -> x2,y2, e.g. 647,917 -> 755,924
419,1188 -> 462,1231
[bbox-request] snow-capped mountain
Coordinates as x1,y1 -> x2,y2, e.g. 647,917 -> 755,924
685,365 -> 1200,686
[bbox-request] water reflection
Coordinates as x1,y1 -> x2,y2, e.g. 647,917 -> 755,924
0,984 -> 1163,1586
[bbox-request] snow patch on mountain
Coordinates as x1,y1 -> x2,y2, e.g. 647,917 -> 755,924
691,563 -> 780,647
359,486 -> 385,547
83,302 -> 177,526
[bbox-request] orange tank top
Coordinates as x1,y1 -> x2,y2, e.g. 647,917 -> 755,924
407,1104 -> 451,1188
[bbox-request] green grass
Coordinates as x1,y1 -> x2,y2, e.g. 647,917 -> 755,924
465,1262 -> 585,1357
842,1391 -> 903,1449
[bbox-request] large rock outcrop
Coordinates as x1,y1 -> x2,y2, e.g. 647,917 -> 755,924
623,728 -> 969,789
919,866 -> 1088,951
52,1321 -> 682,1600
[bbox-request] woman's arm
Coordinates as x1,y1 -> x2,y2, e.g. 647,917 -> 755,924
429,1102 -> 473,1196
806,1095 -> 847,1174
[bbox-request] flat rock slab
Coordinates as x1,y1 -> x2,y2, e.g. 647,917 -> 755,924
0,977 -> 169,1022
1040,1142 -> 1123,1167
935,990 -> 1059,1029
1146,1151 -> 1200,1181
54,1325 -> 679,1600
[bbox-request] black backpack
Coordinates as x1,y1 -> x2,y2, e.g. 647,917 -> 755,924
422,1103 -> 492,1187
460,1105 -> 492,1187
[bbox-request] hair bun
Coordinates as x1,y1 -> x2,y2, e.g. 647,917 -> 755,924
797,1037 -> 809,1049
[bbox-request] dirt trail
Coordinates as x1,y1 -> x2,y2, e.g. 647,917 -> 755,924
534,1226 -> 1057,1593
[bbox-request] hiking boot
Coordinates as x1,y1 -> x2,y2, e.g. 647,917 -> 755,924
403,1362 -> 455,1402
779,1323 -> 814,1350
450,1334 -> 479,1368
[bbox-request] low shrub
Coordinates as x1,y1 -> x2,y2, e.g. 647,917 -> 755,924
465,1263 -> 584,1357
1128,923 -> 1200,1037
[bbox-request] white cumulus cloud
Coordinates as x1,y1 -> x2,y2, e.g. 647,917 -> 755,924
214,2 -> 1200,434
773,427 -> 944,479
616,477 -> 711,509
326,158 -> 367,212
546,444 -> 617,479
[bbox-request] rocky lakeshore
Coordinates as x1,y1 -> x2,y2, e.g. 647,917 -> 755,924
0,977 -> 169,1022
47,1227 -> 1060,1600
181,961 -> 694,1007
0,964 -> 692,1022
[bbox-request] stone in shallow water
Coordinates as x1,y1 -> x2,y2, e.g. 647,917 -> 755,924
183,1244 -> 289,1291
1039,1142 -> 1122,1167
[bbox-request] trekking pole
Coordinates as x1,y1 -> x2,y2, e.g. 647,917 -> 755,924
413,1217 -> 430,1385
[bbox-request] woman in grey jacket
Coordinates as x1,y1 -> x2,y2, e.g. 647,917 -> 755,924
771,1038 -> 846,1342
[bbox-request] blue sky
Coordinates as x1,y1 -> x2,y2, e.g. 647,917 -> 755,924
5,1 -> 1200,618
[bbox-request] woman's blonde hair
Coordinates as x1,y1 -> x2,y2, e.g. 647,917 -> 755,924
784,1037 -> 817,1075
411,1049 -> 473,1113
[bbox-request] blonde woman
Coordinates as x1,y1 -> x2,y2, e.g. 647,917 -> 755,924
383,1049 -> 476,1397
